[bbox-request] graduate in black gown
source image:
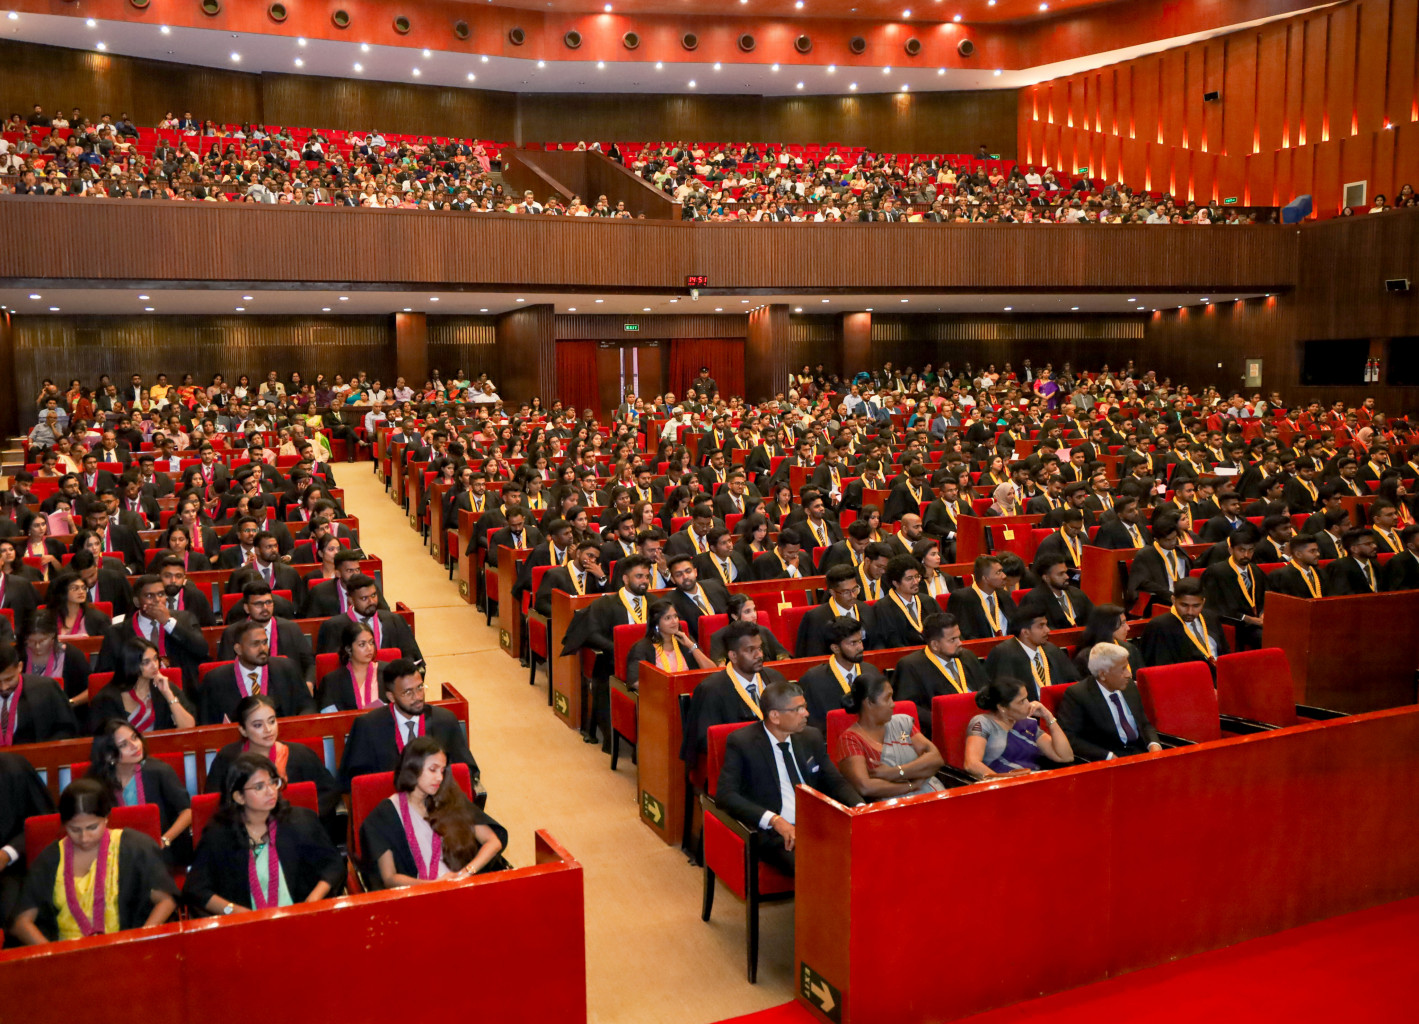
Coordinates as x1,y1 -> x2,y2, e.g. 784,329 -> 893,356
85,720 -> 193,866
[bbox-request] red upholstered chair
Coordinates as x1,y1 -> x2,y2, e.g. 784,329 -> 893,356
86,667 -> 182,701
221,589 -> 292,616
1136,662 -> 1222,743
697,613 -> 728,652
931,693 -> 980,772
772,604 -> 811,656
1037,682 -> 1071,716
608,623 -> 644,772
524,564 -> 555,692
1214,648 -> 1347,728
313,648 -> 400,685
191,781 -> 318,847
700,722 -> 794,984
197,660 -> 234,690
824,702 -> 920,757
25,804 -> 162,866
349,764 -> 473,865
482,552 -> 499,626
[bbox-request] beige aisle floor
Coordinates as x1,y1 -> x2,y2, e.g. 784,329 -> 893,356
343,467 -> 794,1024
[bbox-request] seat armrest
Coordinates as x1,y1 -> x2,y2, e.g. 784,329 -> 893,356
1220,713 -> 1279,733
1296,704 -> 1348,720
1155,731 -> 1197,747
936,767 -> 977,788
610,675 -> 636,697
700,793 -> 755,841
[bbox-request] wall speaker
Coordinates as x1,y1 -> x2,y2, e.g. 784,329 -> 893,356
795,34 -> 812,54
1385,278 -> 1412,293
564,30 -> 582,48
738,33 -> 756,52
268,3 -> 287,22
849,36 -> 867,55
681,32 -> 699,50
1203,90 -> 1221,102
453,20 -> 470,39
393,15 -> 411,34
904,37 -> 922,56
331,9 -> 350,28
623,31 -> 640,49
957,38 -> 975,57
508,26 -> 526,45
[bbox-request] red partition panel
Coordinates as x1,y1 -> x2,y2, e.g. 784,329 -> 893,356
1285,22 -> 1308,148
1312,138 -> 1344,213
1355,0 -> 1392,134
1372,125 -> 1398,199
1256,24 -> 1290,155
1244,152 -> 1274,206
1221,32 -> 1259,158
795,707 -> 1419,1024
1162,48 -> 1190,149
1325,1 -> 1359,143
1386,0 -> 1419,128
1301,14 -> 1330,146
1134,58 -> 1161,148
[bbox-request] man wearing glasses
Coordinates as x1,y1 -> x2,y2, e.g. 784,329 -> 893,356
794,565 -> 879,658
338,660 -> 479,792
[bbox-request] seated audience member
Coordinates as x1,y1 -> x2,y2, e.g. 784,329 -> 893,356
96,575 -> 208,688
1071,604 -> 1143,676
799,617 -> 886,735
184,753 -> 345,915
339,660 -> 479,790
317,620 -> 386,711
533,540 -> 609,618
199,620 -> 313,726
892,612 -> 990,737
872,554 -> 930,649
622,599 -> 714,692
752,526 -> 813,579
1057,642 -> 1163,760
709,593 -> 791,664
47,568 -> 113,639
1382,524 -> 1419,590
11,779 -> 177,944
315,574 -> 423,669
1200,523 -> 1266,650
560,553 -> 655,745
680,619 -> 787,763
1266,533 -> 1330,598
963,676 -> 1075,778
1092,495 -> 1149,549
358,737 -> 507,890
714,681 -> 864,875
154,554 -> 218,627
1,750 -> 56,929
1140,578 -> 1228,668
1125,510 -> 1190,607
1028,552 -> 1094,629
946,555 -> 1014,639
24,608 -> 92,716
1325,528 -> 1381,594
217,582 -> 308,674
85,720 -> 192,864
0,642 -> 80,743
983,600 -> 1081,699
835,675 -> 945,800
204,695 -> 340,827
795,565 -> 877,657
91,638 -> 197,734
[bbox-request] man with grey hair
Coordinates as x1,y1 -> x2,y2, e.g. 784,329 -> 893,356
1056,641 -> 1162,761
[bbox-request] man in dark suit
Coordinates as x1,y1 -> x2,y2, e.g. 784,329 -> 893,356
78,496 -> 144,573
338,659 -> 480,792
0,648 -> 79,744
77,454 -> 119,495
893,612 -> 991,738
667,554 -> 729,644
0,750 -> 56,928
314,575 -> 422,670
795,566 -> 877,657
1125,510 -> 1191,607
1325,528 -> 1381,595
796,493 -> 844,550
883,464 -> 932,522
1200,523 -> 1267,650
1198,493 -> 1247,544
96,575 -> 209,688
488,505 -> 543,564
154,555 -> 217,627
198,620 -> 315,725
600,511 -> 640,571
664,504 -> 719,561
533,541 -> 609,618
217,582 -> 316,682
1140,578 -> 1229,669
872,554 -> 929,650
1028,553 -> 1094,630
983,601 -> 1081,700
695,529 -> 751,589
817,520 -> 872,577
715,679 -> 864,875
1310,507 -> 1350,561
1032,509 -> 1088,579
1266,533 -> 1330,598
303,551 -> 387,619
799,617 -> 887,735
514,518 -> 576,606
1382,525 -> 1419,591
1056,642 -> 1162,760
215,516 -> 262,571
752,527 -> 815,580
681,620 -> 788,763
561,555 -> 654,746
946,555 -> 1015,640
225,531 -> 307,608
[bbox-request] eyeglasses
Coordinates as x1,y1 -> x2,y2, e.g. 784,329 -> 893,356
395,683 -> 427,698
244,777 -> 284,794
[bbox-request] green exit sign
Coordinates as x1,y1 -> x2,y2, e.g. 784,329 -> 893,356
1076,167 -> 1090,175
1223,196 -> 1239,204
624,323 -> 640,332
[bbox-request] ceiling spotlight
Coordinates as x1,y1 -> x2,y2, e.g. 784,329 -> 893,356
883,65 -> 891,74
1127,298 -> 1135,302
795,306 -> 804,312
481,55 -> 489,62
902,8 -> 912,17
568,307 -> 576,312
537,60 -> 546,68
514,298 -> 524,303
849,82 -> 857,90
48,307 -> 60,312
339,296 -> 350,301
642,307 -> 652,312
353,62 -> 363,72
993,69 -> 1002,76
412,68 -> 421,76
865,307 -> 873,312
688,79 -> 696,87
604,2 -> 613,9
430,296 -> 440,302
821,299 -> 830,303
322,307 -> 331,312
86,18 -> 96,28
361,43 -> 370,53
597,61 -> 605,69
713,62 -> 722,70
1071,305 -> 1079,310
144,307 -> 154,312
1040,1 -> 1049,8
7,12 -> 18,20
403,307 -> 412,312
796,0 -> 804,6
422,48 -> 432,57
294,58 -> 304,67
480,307 -> 490,312
230,52 -> 241,62
242,295 -> 253,301
715,307 -> 724,311
28,293 -> 40,300
901,84 -> 909,91
1003,306 -> 1013,311
953,13 -> 961,21
234,307 -> 245,312
1201,297 -> 1210,302
595,299 -> 604,303
467,72 -> 475,81
297,37 -> 306,46
901,298 -> 909,303
796,81 -> 804,89
771,63 -> 780,71
96,42 -> 106,51
137,294 -> 149,300
827,64 -> 836,73
938,67 -> 946,75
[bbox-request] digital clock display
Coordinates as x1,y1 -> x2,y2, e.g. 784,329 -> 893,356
686,275 -> 709,288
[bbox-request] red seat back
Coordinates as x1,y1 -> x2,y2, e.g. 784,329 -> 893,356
705,721 -> 755,799
1038,682 -> 1071,715
1136,662 -> 1222,742
931,693 -> 980,771
613,623 -> 643,680
86,667 -> 182,701
222,589 -> 292,614
191,780 -> 318,846
773,604 -> 811,655
313,648 -> 400,681
25,804 -> 162,866
349,764 -> 472,857
529,564 -> 553,606
68,751 -> 187,785
697,613 -> 728,651
1214,648 -> 1299,727
825,701 -> 920,756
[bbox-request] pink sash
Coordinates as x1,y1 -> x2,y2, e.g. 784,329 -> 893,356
237,664 -> 270,698
0,677 -> 22,745
132,617 -> 167,659
128,690 -> 156,733
350,662 -> 380,708
247,821 -> 280,910
391,705 -> 424,752
348,609 -> 381,648
63,829 -> 112,936
397,792 -> 442,880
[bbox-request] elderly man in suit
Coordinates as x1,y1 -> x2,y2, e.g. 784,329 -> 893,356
1056,641 -> 1162,760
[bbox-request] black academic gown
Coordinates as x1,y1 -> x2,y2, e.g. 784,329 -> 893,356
1200,561 -> 1267,651
19,829 -> 177,940
1,752 -> 55,925
800,660 -> 888,736
205,740 -> 340,823
892,649 -> 991,738
96,613 -> 208,689
216,618 -> 315,683
337,704 -> 479,791
795,602 -> 877,658
983,638 -> 1081,700
1,674 -> 80,744
183,807 -> 345,912
680,668 -> 786,762
1139,610 -> 1229,669
945,588 -> 1017,641
314,611 -> 422,669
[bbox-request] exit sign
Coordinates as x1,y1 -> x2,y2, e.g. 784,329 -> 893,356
686,275 -> 709,288
1223,197 -> 1239,204
624,323 -> 640,331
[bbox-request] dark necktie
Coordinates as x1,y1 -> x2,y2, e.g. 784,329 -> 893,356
777,741 -> 804,786
1110,692 -> 1138,742
406,720 -> 417,742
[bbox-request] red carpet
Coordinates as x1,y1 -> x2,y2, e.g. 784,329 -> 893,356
720,896 -> 1419,1024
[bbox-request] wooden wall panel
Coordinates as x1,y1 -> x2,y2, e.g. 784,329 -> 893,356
495,305 -> 556,406
1285,20 -> 1308,149
553,314 -> 744,340
1385,0 -> 1419,129
1222,34 -> 1259,158
788,315 -> 840,382
1325,2 -> 1359,144
259,73 -> 516,142
426,318 -> 497,383
9,315 -> 393,419
0,313 -> 15,437
744,305 -> 791,401
869,315 -> 1145,377
1256,25 -> 1290,156
1301,15 -> 1330,146
1355,0 -> 1392,134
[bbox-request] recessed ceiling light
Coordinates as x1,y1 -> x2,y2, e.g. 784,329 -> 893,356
849,82 -> 857,90
297,37 -> 306,46
294,58 -> 304,67
234,306 -> 245,312
883,66 -> 891,74
430,297 -> 441,302
715,307 -> 724,311
669,298 -> 678,303
688,80 -> 696,88
568,307 -> 576,312
1039,1 -> 1048,9
993,69 -> 1002,76
137,294 -> 149,300
1126,298 -> 1135,302
412,68 -> 421,77
49,306 -> 59,311
423,48 -> 432,58
796,81 -> 804,89
1003,306 -> 1013,311
796,0 -> 804,6
481,55 -> 489,62
85,18 -> 96,27
595,299 -> 604,303
339,296 -> 349,301
901,84 -> 909,92
515,298 -> 524,302
953,13 -> 962,21
361,43 -> 370,52
901,298 -> 909,302
1071,305 -> 1079,310
604,2 -> 613,9
322,307 -> 331,312
795,306 -> 803,312
938,67 -> 946,75
467,72 -> 475,81
771,63 -> 780,72
403,307 -> 412,312
230,52 -> 241,62
642,307 -> 651,312
865,307 -> 874,312
7,12 -> 17,20
242,295 -> 253,300
1201,297 -> 1210,302
655,61 -> 663,69
821,299 -> 830,303
96,42 -> 106,51
144,307 -> 154,312
28,294 -> 40,300
353,63 -> 363,72
537,60 -> 546,68
597,61 -> 605,69
827,64 -> 835,73
902,8 -> 912,17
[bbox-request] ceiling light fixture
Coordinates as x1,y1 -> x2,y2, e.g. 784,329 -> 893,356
771,64 -> 780,71
467,72 -> 475,80
604,2 -> 613,9
827,64 -> 836,73
882,65 -> 891,74
96,42 -> 106,50
953,13 -> 961,21
234,307 -> 245,312
688,79 -> 696,87
294,58 -> 304,67
595,299 -> 604,303
322,306 -> 331,311
1071,306 -> 1079,310
49,306 -> 59,312
339,296 -> 349,301
481,55 -> 489,62
7,12 -> 18,20
297,37 -> 306,46
515,298 -> 524,302
86,18 -> 97,27
993,69 -> 1002,76
821,299 -> 830,303
938,67 -> 946,75
353,62 -> 363,72
902,8 -> 912,17
655,62 -> 663,70
795,307 -> 803,312
403,307 -> 412,312
597,61 -> 605,69
144,307 -> 154,312
901,84 -> 909,92
642,307 -> 651,312
242,295 -> 253,301
1003,306 -> 1013,311
796,81 -> 804,89
537,60 -> 546,68
430,297 -> 441,302
480,307 -> 490,312
361,43 -> 370,52
715,307 -> 724,311
412,68 -> 421,76
796,0 -> 804,7
28,293 -> 40,300
137,294 -> 149,300
567,307 -> 576,312
423,48 -> 432,58
230,52 -> 241,62
713,62 -> 721,70
849,82 -> 857,90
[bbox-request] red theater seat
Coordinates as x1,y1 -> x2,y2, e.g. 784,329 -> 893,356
26,804 -> 162,865
608,623 -> 643,771
191,780 -> 319,846
1214,648 -> 1348,728
313,648 -> 401,684
524,564 -> 555,694
700,722 -> 794,984
1136,662 -> 1222,743
824,702 -> 919,756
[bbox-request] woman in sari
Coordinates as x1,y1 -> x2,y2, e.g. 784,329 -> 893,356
962,677 -> 1074,778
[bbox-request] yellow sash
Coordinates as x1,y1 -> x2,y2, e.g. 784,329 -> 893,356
828,657 -> 855,694
527,493 -> 546,510
807,518 -> 829,547
907,483 -> 923,505
776,549 -> 801,578
924,648 -> 966,694
1171,606 -> 1214,661
688,528 -> 708,554
1023,642 -> 1051,688
619,590 -> 647,624
973,584 -> 1002,634
569,569 -> 586,596
923,573 -> 950,597
860,571 -> 883,601
1124,522 -> 1145,549
728,669 -> 765,720
888,590 -> 923,633
1297,478 -> 1317,502
712,558 -> 731,586
1154,542 -> 1181,584
1375,528 -> 1402,554
654,640 -> 687,673
1060,529 -> 1082,566
1053,587 -> 1076,626
470,493 -> 485,513
1229,558 -> 1256,611
1299,564 -> 1322,598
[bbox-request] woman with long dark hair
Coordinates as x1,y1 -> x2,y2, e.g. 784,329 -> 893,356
85,720 -> 193,863
316,620 -> 384,711
184,752 -> 345,915
622,599 -> 714,691
25,608 -> 92,713
204,695 -> 340,830
90,639 -> 197,734
1072,603 -> 1143,676
357,737 -> 506,890
46,569 -> 112,639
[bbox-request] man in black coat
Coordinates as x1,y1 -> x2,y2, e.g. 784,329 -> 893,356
303,551 -> 390,619
1140,578 -> 1229,669
225,531 -> 307,608
96,576 -> 209,688
667,554 -> 729,644
314,575 -> 422,670
513,518 -> 575,606
0,750 -> 56,928
0,648 -> 79,744
752,527 -> 816,580
1266,533 -> 1330,598
694,529 -> 751,589
533,541 -> 609,619
799,617 -> 888,735
892,613 -> 991,738
1324,528 -> 1382,595
795,566 -> 878,658
199,620 -> 315,725
1125,510 -> 1191,607
560,555 -> 654,745
1200,523 -> 1267,651
681,620 -> 788,763
154,554 -> 218,627
1056,642 -> 1162,760
715,679 -> 864,875
872,554 -> 929,650
983,601 -> 1081,700
817,521 -> 873,577
77,496 -> 144,574
1381,525 -> 1419,591
338,659 -> 479,791
487,505 -> 543,564
217,583 -> 316,683
946,555 -> 1016,640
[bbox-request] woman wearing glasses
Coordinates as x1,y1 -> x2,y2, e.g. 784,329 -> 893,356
183,752 -> 345,915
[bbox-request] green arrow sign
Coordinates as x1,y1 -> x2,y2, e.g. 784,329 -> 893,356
641,791 -> 665,826
552,691 -> 570,718
801,962 -> 842,1022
